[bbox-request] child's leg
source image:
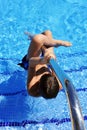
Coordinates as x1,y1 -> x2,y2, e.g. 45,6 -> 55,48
42,30 -> 53,39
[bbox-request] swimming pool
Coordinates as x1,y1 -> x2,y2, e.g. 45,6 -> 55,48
0,0 -> 87,129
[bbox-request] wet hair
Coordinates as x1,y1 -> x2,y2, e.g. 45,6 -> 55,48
40,74 -> 59,99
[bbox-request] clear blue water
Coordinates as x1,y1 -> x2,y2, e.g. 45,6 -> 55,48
0,0 -> 87,130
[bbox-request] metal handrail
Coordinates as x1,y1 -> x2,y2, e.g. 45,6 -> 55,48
49,59 -> 85,130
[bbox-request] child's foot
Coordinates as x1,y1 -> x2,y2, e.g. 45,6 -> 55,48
24,31 -> 35,40
61,41 -> 72,47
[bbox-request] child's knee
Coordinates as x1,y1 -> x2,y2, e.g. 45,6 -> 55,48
44,30 -> 52,38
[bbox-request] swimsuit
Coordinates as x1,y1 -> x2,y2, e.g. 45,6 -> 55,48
18,48 -> 44,70
18,54 -> 29,70
18,52 -> 52,71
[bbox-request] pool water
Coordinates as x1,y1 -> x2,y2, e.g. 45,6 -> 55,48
0,0 -> 87,130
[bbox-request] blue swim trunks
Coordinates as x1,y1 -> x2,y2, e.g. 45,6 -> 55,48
18,51 -> 51,71
18,50 -> 44,70
18,54 -> 29,70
